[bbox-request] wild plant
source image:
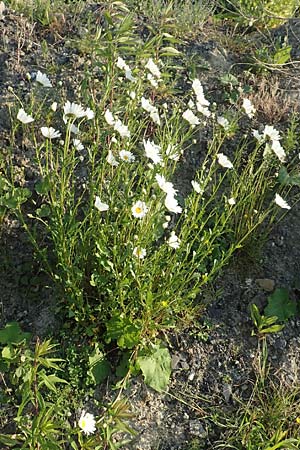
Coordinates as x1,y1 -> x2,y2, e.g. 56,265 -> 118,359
6,1 -> 299,375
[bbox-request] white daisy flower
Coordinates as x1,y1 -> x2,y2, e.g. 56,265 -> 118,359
228,197 -> 236,205
192,79 -> 210,107
263,125 -> 281,142
145,58 -> 161,79
104,109 -> 115,126
73,139 -> 84,151
133,246 -> 146,259
165,194 -> 182,214
252,129 -> 264,142
196,103 -> 211,117
242,98 -> 256,118
125,69 -> 135,82
78,411 -> 96,435
36,70 -> 52,88
116,57 -> 127,70
129,91 -> 136,100
167,231 -> 180,249
119,149 -> 135,162
143,139 -> 162,165
182,109 -> 200,127
191,180 -> 202,194
131,200 -> 148,219
95,196 -> 109,212
106,150 -> 119,167
155,174 -> 176,196
141,97 -> 161,125
85,107 -> 94,120
17,108 -> 34,124
217,116 -> 230,130
274,193 -> 290,210
147,73 -> 158,88
217,153 -> 233,169
63,101 -> 86,119
50,102 -> 57,112
41,127 -> 61,139
271,140 -> 286,163
114,120 -> 130,138
116,57 -> 135,81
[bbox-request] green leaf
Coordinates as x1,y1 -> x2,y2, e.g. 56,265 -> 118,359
272,46 -> 292,65
36,204 -> 51,217
137,345 -> 171,393
278,167 -> 300,186
35,176 -> 51,195
0,434 -> 22,446
0,322 -> 31,344
159,46 -> 181,56
264,288 -> 297,322
105,315 -> 141,349
88,343 -> 110,384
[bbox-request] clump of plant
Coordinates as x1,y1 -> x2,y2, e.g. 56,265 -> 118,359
0,322 -> 135,449
217,0 -> 298,28
6,3 -> 299,390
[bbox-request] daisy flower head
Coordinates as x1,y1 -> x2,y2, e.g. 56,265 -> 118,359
73,139 -> 84,151
104,109 -> 115,126
36,70 -> 52,88
78,411 -> 96,435
263,125 -> 280,142
196,102 -> 211,118
131,200 -> 148,219
274,193 -> 290,210
271,140 -> 286,163
50,102 -> 57,112
63,100 -> 86,119
145,58 -> 161,79
217,116 -> 230,130
182,109 -> 200,127
85,107 -> 95,120
192,79 -> 210,107
252,129 -> 264,142
143,139 -> 162,165
147,73 -> 158,88
191,180 -> 202,194
119,149 -> 135,162
133,246 -> 146,259
167,231 -> 180,249
242,98 -> 256,118
106,150 -> 119,167
217,153 -> 233,169
41,127 -> 61,139
17,108 -> 34,124
228,197 -> 236,206
95,196 -> 109,212
165,194 -> 182,214
114,120 -> 131,139
155,174 -> 176,196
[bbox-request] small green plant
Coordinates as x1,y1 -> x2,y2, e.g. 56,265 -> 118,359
0,322 -> 135,449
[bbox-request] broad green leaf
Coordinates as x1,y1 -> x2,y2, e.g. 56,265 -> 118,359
35,176 -> 51,195
137,345 -> 171,393
278,167 -> 300,186
0,322 -> 31,344
105,315 -> 141,349
88,343 -> 110,384
264,288 -> 297,322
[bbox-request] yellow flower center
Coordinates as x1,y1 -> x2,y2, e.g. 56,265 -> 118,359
135,207 -> 142,214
